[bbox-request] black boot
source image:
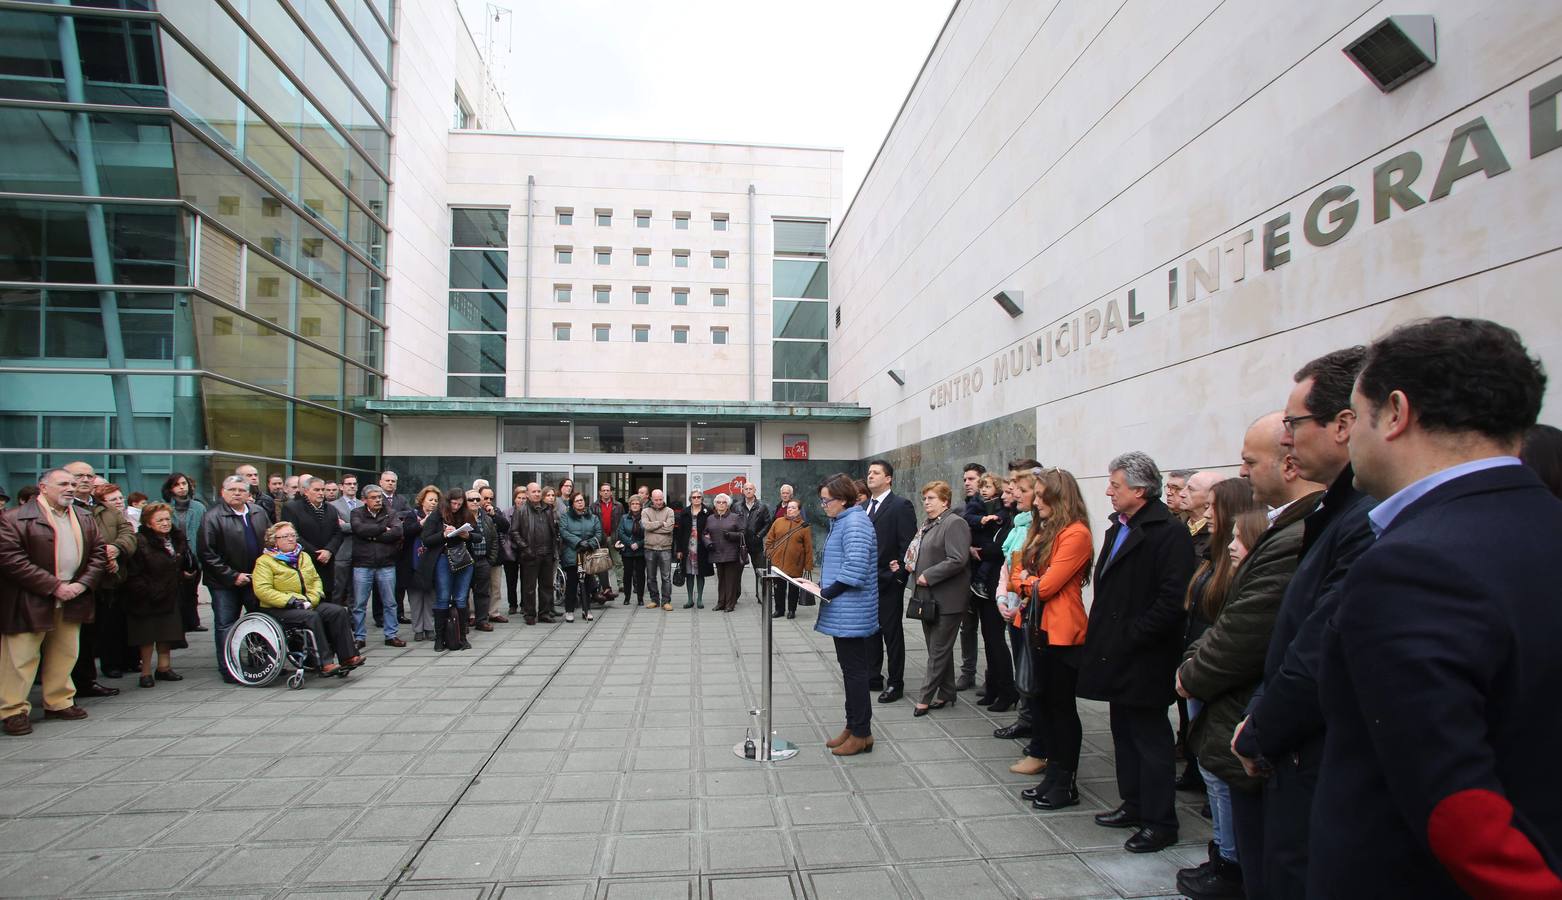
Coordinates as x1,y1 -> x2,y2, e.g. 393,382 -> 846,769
456,610 -> 471,650
786,596 -> 796,619
1176,842 -> 1221,890
1178,846 -> 1244,900
1031,767 -> 1079,810
433,610 -> 448,652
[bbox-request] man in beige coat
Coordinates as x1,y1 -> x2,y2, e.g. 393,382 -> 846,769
641,490 -> 677,610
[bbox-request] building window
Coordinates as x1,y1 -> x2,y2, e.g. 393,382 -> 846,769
594,286 -> 610,304
673,250 -> 689,268
556,246 -> 572,264
711,327 -> 728,345
596,209 -> 612,227
449,207 -> 509,398
713,213 -> 729,232
692,423 -> 754,454
633,325 -> 649,343
634,249 -> 650,267
554,323 -> 570,341
672,327 -> 688,344
593,324 -> 610,343
772,218 -> 830,401
218,195 -> 240,216
712,252 -> 729,270
595,247 -> 611,265
261,197 -> 281,217
673,212 -> 689,230
635,211 -> 651,228
633,287 -> 650,305
673,288 -> 688,306
556,208 -> 573,226
555,285 -> 572,303
712,289 -> 728,308
453,88 -> 474,129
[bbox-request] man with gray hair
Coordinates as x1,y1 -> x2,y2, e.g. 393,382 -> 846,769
1076,450 -> 1196,854
199,475 -> 273,682
281,475 -> 345,608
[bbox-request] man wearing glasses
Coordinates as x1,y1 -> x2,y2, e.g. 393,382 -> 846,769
1229,347 -> 1377,899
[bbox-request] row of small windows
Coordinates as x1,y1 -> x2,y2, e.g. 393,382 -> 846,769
553,285 -> 728,306
557,209 -> 729,231
553,247 -> 728,268
553,324 -> 728,345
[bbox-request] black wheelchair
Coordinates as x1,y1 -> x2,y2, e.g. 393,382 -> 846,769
224,611 -> 346,689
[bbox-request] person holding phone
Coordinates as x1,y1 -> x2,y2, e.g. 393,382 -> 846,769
418,488 -> 476,651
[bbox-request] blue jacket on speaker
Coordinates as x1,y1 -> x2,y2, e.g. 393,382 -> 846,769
815,504 -> 880,639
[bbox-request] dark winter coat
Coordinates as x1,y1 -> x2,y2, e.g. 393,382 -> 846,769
614,512 -> 645,558
1076,498 -> 1195,707
867,491 -> 916,587
87,499 -> 136,588
510,502 -> 558,562
415,511 -> 473,589
1180,493 -> 1319,789
702,509 -> 748,565
349,504 -> 404,568
281,498 -> 344,562
397,510 -> 430,586
1311,464 -> 1562,898
673,507 -> 714,578
908,511 -> 972,617
122,526 -> 193,618
489,507 -> 513,564
739,500 -> 772,560
558,508 -> 604,568
0,499 -> 108,633
198,501 -> 273,588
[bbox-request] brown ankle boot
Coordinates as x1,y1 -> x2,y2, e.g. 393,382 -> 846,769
825,728 -> 851,749
832,734 -> 875,756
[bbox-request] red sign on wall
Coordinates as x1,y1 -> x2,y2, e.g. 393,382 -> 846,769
782,434 -> 809,460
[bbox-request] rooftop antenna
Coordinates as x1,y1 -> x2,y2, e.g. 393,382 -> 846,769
481,3 -> 513,127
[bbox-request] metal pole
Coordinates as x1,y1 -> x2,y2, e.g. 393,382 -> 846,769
735,568 -> 798,762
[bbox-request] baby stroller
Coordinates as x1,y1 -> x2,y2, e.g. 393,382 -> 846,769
224,611 -> 343,689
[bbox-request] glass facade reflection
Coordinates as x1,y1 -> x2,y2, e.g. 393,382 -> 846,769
0,1 -> 390,499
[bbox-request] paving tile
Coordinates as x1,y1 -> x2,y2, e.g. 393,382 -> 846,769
700,796 -> 775,830
497,883 -> 594,900
351,805 -> 447,840
878,821 -> 980,862
782,793 -> 862,826
862,788 -> 947,822
1078,848 -> 1185,897
994,854 -> 1119,899
609,833 -> 694,874
619,798 -> 694,833
792,826 -> 886,867
805,867 -> 901,900
706,873 -> 797,900
409,839 -> 508,880
507,835 -> 604,878
436,802 -> 531,837
79,846 -> 218,892
532,801 -> 612,834
901,861 -> 1011,900
301,841 -> 415,883
962,815 -> 1067,857
703,829 -> 790,872
198,845 -> 314,887
547,773 -> 620,801
599,877 -> 694,899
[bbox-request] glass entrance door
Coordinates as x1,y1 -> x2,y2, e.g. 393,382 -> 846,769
662,466 -> 688,506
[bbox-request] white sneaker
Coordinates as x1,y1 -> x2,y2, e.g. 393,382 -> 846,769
564,612 -> 575,622
583,612 -> 594,622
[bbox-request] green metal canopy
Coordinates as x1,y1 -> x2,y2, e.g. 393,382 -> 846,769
366,396 -> 871,423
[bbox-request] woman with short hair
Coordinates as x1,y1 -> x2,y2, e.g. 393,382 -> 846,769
807,474 -> 878,756
252,521 -> 361,675
401,486 -> 442,642
764,499 -> 814,619
559,492 -> 602,623
673,492 -> 713,609
122,502 -> 193,687
615,494 -> 648,607
703,492 -> 748,612
898,481 -> 972,717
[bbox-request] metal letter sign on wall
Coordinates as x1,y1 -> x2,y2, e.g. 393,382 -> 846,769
782,434 -> 810,460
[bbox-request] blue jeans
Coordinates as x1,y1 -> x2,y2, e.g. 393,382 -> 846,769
209,584 -> 255,682
353,566 -> 398,640
1189,697 -> 1238,863
433,555 -> 473,611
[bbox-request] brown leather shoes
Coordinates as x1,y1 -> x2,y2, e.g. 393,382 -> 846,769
3,713 -> 31,736
475,622 -> 494,632
43,705 -> 88,721
384,637 -> 406,647
1009,755 -> 1048,775
488,614 -> 509,624
77,682 -> 118,698
831,734 -> 875,756
825,728 -> 852,749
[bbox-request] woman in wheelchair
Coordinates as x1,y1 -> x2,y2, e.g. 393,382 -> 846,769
252,523 -> 363,675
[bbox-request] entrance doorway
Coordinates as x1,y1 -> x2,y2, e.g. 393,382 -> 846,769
502,459 -> 747,508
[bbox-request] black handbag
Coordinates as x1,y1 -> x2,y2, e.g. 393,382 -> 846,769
672,561 -> 686,587
445,540 -> 474,573
905,585 -> 938,622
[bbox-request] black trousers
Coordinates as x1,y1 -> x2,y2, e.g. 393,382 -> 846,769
1229,782 -> 1266,900
179,572 -> 202,630
564,566 -> 586,613
1260,757 -> 1318,900
832,635 -> 873,738
870,578 -> 905,689
1107,702 -> 1178,830
621,556 -> 646,600
268,603 -> 356,666
772,581 -> 800,616
1031,645 -> 1081,770
503,560 -> 519,611
471,559 -> 493,624
72,590 -> 130,685
518,557 -> 555,619
958,606 -> 979,678
974,593 -> 1014,696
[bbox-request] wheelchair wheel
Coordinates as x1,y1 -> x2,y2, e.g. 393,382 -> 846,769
287,671 -> 305,690
225,613 -> 286,687
554,564 -> 566,597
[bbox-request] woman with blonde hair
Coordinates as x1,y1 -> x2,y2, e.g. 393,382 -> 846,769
252,521 -> 361,675
1008,468 -> 1095,809
400,486 -> 442,641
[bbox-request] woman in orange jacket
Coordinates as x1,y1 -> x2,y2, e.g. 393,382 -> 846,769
1007,467 -> 1095,811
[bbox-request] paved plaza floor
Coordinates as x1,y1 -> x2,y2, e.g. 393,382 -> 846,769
0,590 -> 1211,899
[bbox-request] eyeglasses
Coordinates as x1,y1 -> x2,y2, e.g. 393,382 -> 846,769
1281,413 -> 1327,433
465,496 -> 480,503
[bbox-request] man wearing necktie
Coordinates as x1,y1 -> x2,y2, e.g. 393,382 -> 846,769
863,460 -> 916,703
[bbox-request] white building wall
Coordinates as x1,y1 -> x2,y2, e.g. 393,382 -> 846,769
432,134 -> 841,402
830,0 -> 1562,526
384,0 -> 513,397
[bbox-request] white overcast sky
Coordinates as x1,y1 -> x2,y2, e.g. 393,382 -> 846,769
454,0 -> 954,210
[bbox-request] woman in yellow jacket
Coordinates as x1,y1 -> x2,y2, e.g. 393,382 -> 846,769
252,522 -> 363,676
1007,468 -> 1094,811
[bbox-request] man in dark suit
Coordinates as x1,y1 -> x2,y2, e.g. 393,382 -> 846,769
1310,317 -> 1561,897
1077,450 -> 1195,854
863,459 -> 914,703
281,475 -> 345,603
1230,346 -> 1376,900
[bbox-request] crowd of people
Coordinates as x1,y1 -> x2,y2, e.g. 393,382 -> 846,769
1,315 -> 1559,898
802,317 -> 1562,899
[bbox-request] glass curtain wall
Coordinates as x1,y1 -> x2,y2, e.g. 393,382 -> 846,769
0,0 -> 391,500
771,219 -> 829,402
448,208 -> 508,397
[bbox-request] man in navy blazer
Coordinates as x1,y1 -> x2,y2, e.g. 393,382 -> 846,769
863,459 -> 915,703
1310,317 -> 1561,897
